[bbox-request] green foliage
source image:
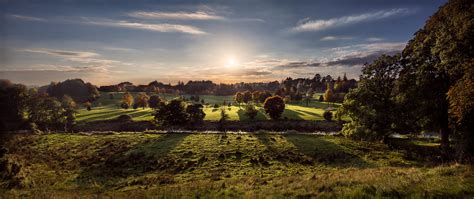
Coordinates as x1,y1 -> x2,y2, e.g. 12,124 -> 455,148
134,92 -> 149,109
46,79 -> 99,103
244,104 -> 258,120
0,80 -> 29,131
186,104 -> 205,124
154,99 -> 189,125
27,95 -> 66,131
242,91 -> 252,104
148,95 -> 161,109
340,55 -> 401,141
263,96 -> 285,120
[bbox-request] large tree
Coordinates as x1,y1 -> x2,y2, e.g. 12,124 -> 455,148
397,0 -> 473,152
0,80 -> 29,131
340,54 -> 402,141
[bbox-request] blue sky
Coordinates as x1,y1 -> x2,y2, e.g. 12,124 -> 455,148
0,0 -> 447,86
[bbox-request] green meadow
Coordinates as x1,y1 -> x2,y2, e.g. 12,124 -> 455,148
76,92 -> 341,122
2,133 -> 472,198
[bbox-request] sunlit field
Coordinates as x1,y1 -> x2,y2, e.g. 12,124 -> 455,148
76,92 -> 342,122
2,132 -> 472,198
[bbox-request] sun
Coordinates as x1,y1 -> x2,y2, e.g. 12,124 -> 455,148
225,57 -> 237,67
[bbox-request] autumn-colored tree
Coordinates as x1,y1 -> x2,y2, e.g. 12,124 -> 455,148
263,96 -> 285,120
122,92 -> 133,109
242,91 -> 252,104
252,91 -> 260,104
234,92 -> 243,107
134,92 -> 150,109
323,84 -> 334,105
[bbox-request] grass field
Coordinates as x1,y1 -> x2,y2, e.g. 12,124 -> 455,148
1,133 -> 472,198
76,92 -> 342,122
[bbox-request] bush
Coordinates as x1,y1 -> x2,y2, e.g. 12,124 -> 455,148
116,114 -> 133,122
323,111 -> 333,121
244,104 -> 258,120
263,96 -> 285,120
154,99 -> 189,125
186,104 -> 205,124
148,95 -> 161,109
120,102 -> 129,109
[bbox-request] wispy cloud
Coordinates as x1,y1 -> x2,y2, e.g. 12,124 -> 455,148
320,36 -> 353,41
18,48 -> 126,73
275,42 -> 406,69
19,48 -> 98,58
86,20 -> 207,35
128,11 -> 224,20
128,11 -> 265,23
7,14 -> 46,22
366,37 -> 384,42
102,47 -> 137,52
292,8 -> 412,32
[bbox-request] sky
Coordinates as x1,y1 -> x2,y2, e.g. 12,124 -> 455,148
0,0 -> 447,86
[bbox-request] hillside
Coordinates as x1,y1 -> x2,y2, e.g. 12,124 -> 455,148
1,133 -> 473,198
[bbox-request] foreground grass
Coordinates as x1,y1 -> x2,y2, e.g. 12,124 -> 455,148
1,133 -> 473,198
77,92 -> 341,122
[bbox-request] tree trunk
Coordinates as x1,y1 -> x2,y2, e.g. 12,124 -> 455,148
440,127 -> 450,150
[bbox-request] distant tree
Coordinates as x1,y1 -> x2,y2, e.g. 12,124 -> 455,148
148,95 -> 161,109
244,104 -> 258,120
323,84 -> 334,106
46,79 -> 100,103
186,104 -> 205,124
84,102 -> 92,111
263,96 -> 285,120
252,91 -> 261,104
223,100 -> 227,106
323,111 -> 333,121
134,92 -> 150,109
109,93 -> 114,99
122,92 -> 134,109
120,102 -> 130,109
235,92 -> 243,107
259,91 -> 272,104
219,107 -> 229,123
201,99 -> 205,104
154,99 -> 189,125
242,91 -> 252,104
305,88 -> 314,106
318,95 -> 324,102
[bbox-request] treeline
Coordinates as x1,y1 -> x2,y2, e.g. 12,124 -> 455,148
0,79 -> 99,132
339,0 -> 473,161
98,74 -> 357,97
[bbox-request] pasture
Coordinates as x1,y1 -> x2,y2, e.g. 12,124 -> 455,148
76,92 -> 341,122
1,132 -> 472,198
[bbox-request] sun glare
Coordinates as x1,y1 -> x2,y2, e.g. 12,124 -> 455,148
225,57 -> 237,67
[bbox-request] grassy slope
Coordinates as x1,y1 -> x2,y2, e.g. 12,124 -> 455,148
1,133 -> 473,198
77,92 -> 342,122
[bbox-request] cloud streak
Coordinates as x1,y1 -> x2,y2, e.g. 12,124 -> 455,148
87,20 -> 206,35
7,14 -> 46,22
19,48 -> 98,58
293,8 -> 412,32
128,11 -> 224,20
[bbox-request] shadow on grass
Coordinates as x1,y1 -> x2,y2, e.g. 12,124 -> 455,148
77,109 -> 137,122
75,133 -> 190,186
282,109 -> 305,120
282,134 -> 370,168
